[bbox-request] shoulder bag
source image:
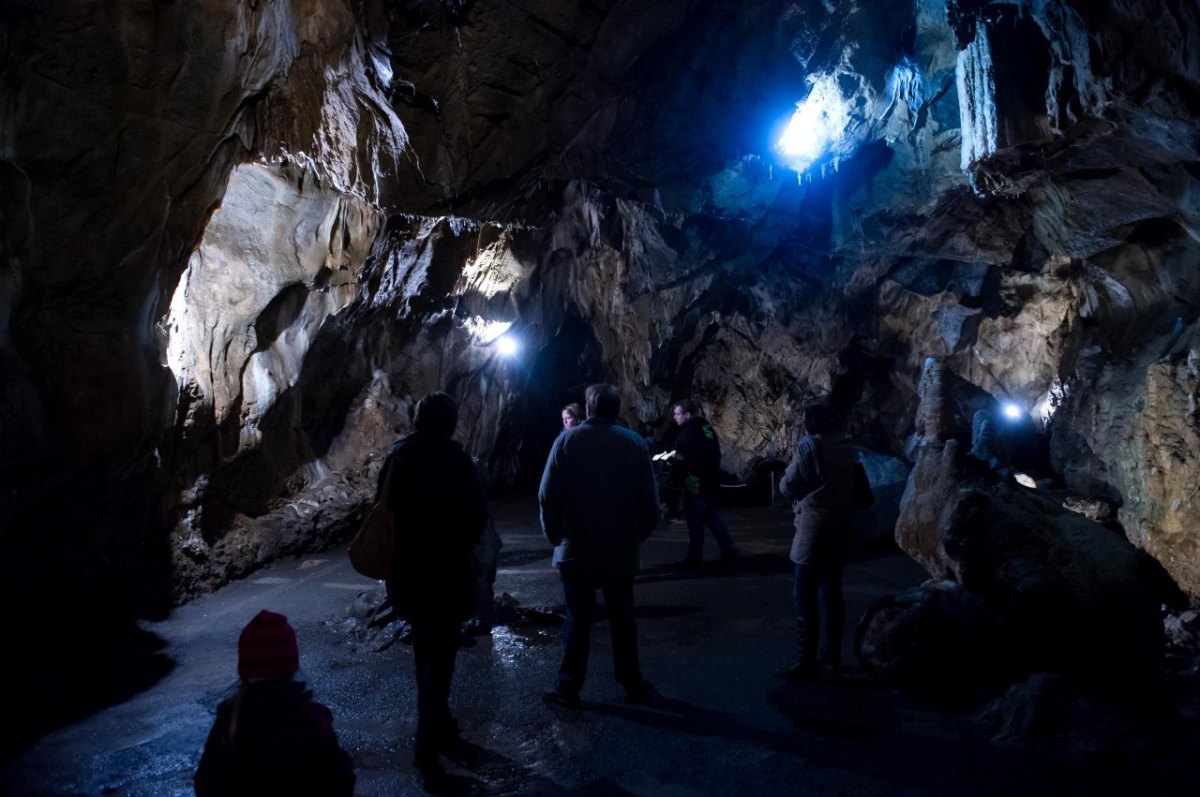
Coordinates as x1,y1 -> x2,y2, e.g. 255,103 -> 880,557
349,461 -> 395,580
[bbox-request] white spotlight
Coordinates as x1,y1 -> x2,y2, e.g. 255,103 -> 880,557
1002,402 -> 1022,420
496,334 -> 519,357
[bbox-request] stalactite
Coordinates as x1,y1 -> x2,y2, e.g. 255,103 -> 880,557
955,18 -> 997,175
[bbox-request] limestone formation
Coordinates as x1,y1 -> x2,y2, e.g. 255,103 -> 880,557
893,358 -> 1183,685
855,579 -> 1015,704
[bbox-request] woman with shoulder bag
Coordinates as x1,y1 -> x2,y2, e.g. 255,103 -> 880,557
776,401 -> 867,681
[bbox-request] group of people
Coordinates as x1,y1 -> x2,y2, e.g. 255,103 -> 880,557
197,387 -> 864,793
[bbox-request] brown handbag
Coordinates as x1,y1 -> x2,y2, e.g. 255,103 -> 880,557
349,461 -> 394,580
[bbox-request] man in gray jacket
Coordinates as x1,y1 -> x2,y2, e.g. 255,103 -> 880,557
539,383 -> 659,708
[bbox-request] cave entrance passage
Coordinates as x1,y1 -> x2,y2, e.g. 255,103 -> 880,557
512,313 -> 603,493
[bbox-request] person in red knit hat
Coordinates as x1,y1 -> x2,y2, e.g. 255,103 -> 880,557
195,609 -> 354,796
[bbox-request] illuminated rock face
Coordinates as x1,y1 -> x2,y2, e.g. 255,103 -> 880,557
2,0 -> 1199,611
893,359 -> 1182,682
0,0 -> 405,606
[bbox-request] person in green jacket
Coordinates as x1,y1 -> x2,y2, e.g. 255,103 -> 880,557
671,400 -> 739,569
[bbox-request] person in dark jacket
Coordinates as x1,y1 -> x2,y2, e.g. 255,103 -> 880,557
539,383 -> 659,709
671,400 -> 738,569
377,391 -> 489,785
195,609 -> 354,797
777,402 -> 856,681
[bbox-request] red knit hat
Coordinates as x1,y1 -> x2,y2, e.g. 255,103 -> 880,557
238,609 -> 300,682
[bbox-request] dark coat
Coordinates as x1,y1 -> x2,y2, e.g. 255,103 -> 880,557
672,416 -> 723,497
779,431 -> 856,566
379,431 -> 488,624
195,679 -> 354,797
538,417 -> 659,575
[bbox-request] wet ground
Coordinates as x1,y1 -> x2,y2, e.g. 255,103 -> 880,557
2,500 -> 1197,795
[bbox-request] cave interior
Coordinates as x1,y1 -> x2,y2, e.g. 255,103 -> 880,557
2,0 -> 1200,781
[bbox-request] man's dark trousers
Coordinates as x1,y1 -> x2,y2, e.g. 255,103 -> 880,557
683,492 -> 735,561
557,568 -> 640,696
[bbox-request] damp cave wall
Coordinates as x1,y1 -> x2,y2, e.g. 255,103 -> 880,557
1,0 -> 1199,690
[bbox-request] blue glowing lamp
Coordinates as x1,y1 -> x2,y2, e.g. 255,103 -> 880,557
496,334 -> 519,357
1002,402 -> 1022,420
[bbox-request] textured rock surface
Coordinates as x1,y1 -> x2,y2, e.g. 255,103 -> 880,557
0,0 -> 408,733
2,0 -> 1200,697
855,579 -> 1015,703
894,358 -> 1182,685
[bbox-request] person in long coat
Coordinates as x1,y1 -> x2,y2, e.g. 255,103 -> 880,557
378,391 -> 488,785
778,402 -> 857,680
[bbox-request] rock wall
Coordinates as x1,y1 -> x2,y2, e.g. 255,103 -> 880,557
887,358 -> 1181,689
0,0 -> 404,626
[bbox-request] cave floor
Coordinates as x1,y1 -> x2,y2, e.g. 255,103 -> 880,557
3,500 -> 1197,796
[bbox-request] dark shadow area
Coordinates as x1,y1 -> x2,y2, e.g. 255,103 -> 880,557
584,687 -> 1077,796
0,455 -> 178,760
3,622 -> 173,761
435,736 -> 636,797
560,780 -> 642,796
988,7 -> 1052,149
497,548 -> 552,567
637,553 -> 793,585
512,312 -> 604,494
632,604 -> 706,621
765,678 -> 1200,796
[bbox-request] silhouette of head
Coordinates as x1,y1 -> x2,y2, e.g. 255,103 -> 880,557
585,384 -> 619,420
414,391 -> 458,437
238,609 -> 299,682
802,401 -> 844,435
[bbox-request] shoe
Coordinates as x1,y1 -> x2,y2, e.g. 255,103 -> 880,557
718,548 -> 739,564
542,687 -> 582,710
776,662 -> 818,682
623,679 -> 656,704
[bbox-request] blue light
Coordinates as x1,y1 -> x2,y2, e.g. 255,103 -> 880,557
1002,402 -> 1022,420
496,334 -> 519,357
776,74 -> 849,174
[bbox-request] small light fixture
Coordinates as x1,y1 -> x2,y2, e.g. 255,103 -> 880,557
496,334 -> 519,358
1002,402 -> 1022,420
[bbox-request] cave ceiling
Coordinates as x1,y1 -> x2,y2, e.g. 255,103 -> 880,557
2,0 -> 1199,609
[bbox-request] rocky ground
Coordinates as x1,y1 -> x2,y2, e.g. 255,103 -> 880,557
3,501 -> 1198,796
